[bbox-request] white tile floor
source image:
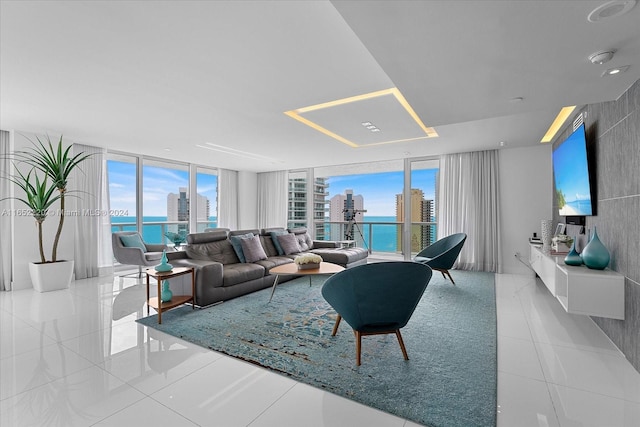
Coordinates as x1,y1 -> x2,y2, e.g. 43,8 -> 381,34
0,272 -> 639,426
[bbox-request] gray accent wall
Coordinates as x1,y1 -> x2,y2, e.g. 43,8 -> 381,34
552,79 -> 640,372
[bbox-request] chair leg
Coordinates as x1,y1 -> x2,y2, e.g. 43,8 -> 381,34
395,330 -> 409,361
331,315 -> 342,336
355,330 -> 362,366
445,270 -> 456,285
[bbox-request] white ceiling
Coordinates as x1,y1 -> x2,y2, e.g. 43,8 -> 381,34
1,0 -> 639,172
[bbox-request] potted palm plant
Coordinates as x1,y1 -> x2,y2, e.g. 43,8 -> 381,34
4,135 -> 90,292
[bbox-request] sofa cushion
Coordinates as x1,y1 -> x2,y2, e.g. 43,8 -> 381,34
186,232 -> 239,264
229,233 -> 254,263
254,256 -> 294,271
311,247 -> 368,265
269,230 -> 288,255
222,263 -> 265,287
120,234 -> 146,251
277,233 -> 302,255
241,235 -> 267,263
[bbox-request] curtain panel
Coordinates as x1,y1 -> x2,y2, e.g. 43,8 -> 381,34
438,150 -> 502,273
0,131 -> 12,290
257,170 -> 287,229
218,168 -> 238,230
72,144 -> 112,278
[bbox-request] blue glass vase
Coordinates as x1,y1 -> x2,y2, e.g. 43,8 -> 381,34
563,237 -> 583,266
161,280 -> 173,302
155,249 -> 173,272
581,227 -> 610,270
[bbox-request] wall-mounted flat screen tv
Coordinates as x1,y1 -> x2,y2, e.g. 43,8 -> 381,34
552,123 -> 594,216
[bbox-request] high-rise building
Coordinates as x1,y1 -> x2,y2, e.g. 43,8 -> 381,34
329,189 -> 365,241
167,188 -> 210,234
396,189 -> 434,252
287,175 -> 328,239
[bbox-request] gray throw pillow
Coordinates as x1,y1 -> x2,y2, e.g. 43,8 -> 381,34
277,233 -> 302,255
296,232 -> 314,251
229,233 -> 254,263
240,235 -> 267,263
270,230 -> 288,255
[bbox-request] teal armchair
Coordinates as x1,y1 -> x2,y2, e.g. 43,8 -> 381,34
321,262 -> 433,366
414,233 -> 467,285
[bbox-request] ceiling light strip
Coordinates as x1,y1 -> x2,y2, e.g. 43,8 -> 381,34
283,111 -> 359,148
284,87 -> 438,148
540,106 -> 576,143
390,89 -> 439,137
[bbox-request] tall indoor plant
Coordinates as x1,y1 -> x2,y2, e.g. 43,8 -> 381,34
5,135 -> 90,291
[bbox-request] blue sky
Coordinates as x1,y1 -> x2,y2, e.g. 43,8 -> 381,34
327,169 -> 437,216
107,160 -> 218,216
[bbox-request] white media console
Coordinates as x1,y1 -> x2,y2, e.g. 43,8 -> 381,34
529,244 -> 625,320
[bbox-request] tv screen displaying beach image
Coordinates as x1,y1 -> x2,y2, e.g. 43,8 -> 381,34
553,124 -> 593,216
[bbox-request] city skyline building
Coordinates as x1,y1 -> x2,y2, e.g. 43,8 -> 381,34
167,187 -> 210,234
396,189 -> 434,252
287,175 -> 329,240
329,189 -> 365,241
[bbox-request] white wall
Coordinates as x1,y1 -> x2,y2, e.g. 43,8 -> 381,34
11,132 -> 76,290
499,144 -> 552,275
237,171 -> 258,229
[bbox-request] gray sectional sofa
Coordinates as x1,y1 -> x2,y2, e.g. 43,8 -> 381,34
168,227 -> 368,307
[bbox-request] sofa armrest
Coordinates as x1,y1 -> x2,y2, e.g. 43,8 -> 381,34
313,240 -> 340,249
166,251 -> 188,261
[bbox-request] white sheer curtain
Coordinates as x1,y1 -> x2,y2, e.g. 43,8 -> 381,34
257,170 -> 287,229
218,168 -> 238,230
72,144 -> 112,279
438,150 -> 502,273
0,131 -> 12,291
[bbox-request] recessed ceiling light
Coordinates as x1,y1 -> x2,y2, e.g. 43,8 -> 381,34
588,1 -> 637,22
602,65 -> 630,76
509,97 -> 524,103
499,141 -> 506,147
361,122 -> 372,127
589,50 -> 615,64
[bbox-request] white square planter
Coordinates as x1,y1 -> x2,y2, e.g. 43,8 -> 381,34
28,260 -> 74,292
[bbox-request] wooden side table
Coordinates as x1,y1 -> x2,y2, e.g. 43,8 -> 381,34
145,267 -> 195,324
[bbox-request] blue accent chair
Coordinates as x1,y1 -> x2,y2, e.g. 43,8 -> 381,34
413,233 -> 467,285
321,262 -> 433,366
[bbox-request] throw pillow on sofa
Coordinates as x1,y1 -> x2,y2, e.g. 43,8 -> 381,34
240,235 -> 268,263
277,233 -> 302,255
230,233 -> 254,263
270,230 -> 288,255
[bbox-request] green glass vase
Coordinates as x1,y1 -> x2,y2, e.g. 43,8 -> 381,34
563,237 -> 583,266
161,280 -> 173,302
581,227 -> 610,270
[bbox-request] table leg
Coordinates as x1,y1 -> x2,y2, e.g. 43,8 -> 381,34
146,273 -> 150,316
191,269 -> 196,309
268,275 -> 280,303
309,275 -> 312,287
157,278 -> 162,324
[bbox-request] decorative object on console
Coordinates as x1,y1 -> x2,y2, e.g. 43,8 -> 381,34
552,234 -> 573,253
581,226 -> 610,270
155,250 -> 173,272
564,237 -> 583,266
294,253 -> 323,270
161,279 -> 173,302
541,220 -> 553,249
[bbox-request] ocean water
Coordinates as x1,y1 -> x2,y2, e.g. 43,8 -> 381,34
111,215 -> 427,253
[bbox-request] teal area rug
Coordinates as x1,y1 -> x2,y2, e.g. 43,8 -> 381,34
137,270 -> 497,427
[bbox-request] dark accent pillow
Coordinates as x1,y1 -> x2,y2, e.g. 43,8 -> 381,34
277,233 -> 302,255
120,234 -> 146,251
240,235 -> 268,263
229,233 -> 254,263
270,230 -> 288,255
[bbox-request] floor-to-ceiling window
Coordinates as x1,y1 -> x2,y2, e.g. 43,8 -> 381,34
196,167 -> 218,232
312,158 -> 439,258
409,159 -> 439,255
107,154 -> 138,235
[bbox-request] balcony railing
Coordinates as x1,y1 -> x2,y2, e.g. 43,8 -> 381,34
111,220 -> 218,245
315,220 -> 437,257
